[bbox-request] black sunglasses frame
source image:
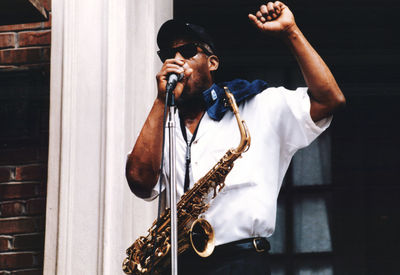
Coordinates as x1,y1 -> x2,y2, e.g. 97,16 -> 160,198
157,42 -> 213,62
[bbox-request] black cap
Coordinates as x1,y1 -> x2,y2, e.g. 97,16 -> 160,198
157,19 -> 216,54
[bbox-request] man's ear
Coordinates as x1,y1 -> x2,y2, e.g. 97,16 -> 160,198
208,55 -> 219,72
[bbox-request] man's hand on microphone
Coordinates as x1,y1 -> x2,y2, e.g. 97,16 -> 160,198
248,1 -> 297,37
156,58 -> 193,102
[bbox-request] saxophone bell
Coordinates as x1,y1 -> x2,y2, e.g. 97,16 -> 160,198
189,218 -> 215,257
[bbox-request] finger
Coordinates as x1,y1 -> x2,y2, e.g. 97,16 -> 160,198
260,5 -> 268,16
248,14 -> 265,29
275,1 -> 285,12
248,13 -> 258,23
178,61 -> 192,81
183,67 -> 193,79
164,58 -> 185,66
162,63 -> 184,74
255,11 -> 267,22
176,68 -> 193,92
163,66 -> 184,75
159,68 -> 185,81
273,1 -> 282,13
163,64 -> 184,73
265,14 -> 273,21
267,2 -> 278,18
267,2 -> 275,13
248,13 -> 257,21
163,62 -> 184,68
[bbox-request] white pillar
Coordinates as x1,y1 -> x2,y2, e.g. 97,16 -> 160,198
44,0 -> 173,274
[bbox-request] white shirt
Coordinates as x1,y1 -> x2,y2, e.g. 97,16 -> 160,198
146,86 -> 331,246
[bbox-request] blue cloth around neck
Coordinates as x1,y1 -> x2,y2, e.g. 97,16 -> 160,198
202,79 -> 268,121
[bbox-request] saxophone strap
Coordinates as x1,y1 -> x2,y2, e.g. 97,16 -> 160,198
179,112 -> 205,192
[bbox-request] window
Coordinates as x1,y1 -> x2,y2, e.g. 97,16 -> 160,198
269,130 -> 334,275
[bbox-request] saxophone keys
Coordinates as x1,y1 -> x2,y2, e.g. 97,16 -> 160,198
144,256 -> 152,266
210,185 -> 217,198
122,258 -> 137,274
137,264 -> 148,273
155,242 -> 170,257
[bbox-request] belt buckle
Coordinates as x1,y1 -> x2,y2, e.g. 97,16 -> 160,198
252,237 -> 265,252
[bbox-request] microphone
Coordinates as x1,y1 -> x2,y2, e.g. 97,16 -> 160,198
166,73 -> 184,93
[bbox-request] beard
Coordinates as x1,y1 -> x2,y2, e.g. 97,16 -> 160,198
176,88 -> 206,112
176,73 -> 212,112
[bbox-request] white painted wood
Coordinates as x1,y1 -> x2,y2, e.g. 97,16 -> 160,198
44,0 -> 173,274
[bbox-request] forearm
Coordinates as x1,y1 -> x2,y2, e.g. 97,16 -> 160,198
126,98 -> 165,198
283,25 -> 345,120
126,53 -> 193,197
249,1 -> 345,121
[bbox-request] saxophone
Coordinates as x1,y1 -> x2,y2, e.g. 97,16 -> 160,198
123,87 -> 251,274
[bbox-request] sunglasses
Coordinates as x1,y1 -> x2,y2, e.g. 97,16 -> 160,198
157,43 -> 213,62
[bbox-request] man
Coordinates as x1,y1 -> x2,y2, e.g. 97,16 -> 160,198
126,1 -> 345,274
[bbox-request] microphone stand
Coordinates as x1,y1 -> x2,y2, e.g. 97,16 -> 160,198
166,83 -> 178,275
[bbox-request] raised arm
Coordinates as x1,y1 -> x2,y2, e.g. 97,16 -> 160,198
249,1 -> 345,122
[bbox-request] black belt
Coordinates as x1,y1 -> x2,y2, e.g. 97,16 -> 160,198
180,237 -> 270,269
181,237 -> 270,263
214,237 -> 270,256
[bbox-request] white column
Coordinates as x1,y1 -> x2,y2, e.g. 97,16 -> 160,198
44,0 -> 173,274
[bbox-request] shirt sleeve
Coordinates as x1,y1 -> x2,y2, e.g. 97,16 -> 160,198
257,86 -> 332,149
142,177 -> 165,202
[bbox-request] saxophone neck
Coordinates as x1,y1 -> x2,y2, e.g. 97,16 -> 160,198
223,87 -> 251,155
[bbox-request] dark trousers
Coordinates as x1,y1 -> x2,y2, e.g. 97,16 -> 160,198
177,248 -> 271,275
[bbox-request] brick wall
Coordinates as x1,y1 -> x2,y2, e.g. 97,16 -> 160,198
0,1 -> 51,274
0,12 -> 51,70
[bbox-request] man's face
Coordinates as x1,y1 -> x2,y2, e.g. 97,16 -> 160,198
169,39 -> 215,103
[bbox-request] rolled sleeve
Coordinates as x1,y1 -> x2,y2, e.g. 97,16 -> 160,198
296,88 -> 332,144
142,179 -> 165,202
261,87 -> 332,149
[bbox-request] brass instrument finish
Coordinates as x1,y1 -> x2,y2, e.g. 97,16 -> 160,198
123,88 -> 251,274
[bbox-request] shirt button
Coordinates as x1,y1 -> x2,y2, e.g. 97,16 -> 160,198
193,140 -> 198,144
